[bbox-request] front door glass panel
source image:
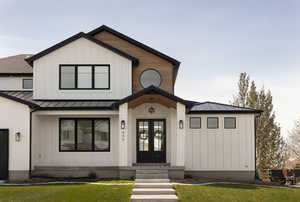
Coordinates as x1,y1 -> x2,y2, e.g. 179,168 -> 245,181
154,121 -> 164,151
138,121 -> 149,151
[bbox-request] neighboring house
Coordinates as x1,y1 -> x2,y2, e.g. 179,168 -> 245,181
0,25 -> 261,181
0,54 -> 33,90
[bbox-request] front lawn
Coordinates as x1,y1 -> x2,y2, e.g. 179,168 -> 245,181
175,184 -> 300,202
0,184 -> 132,202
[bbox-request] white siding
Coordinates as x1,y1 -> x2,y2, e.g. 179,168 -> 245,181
32,114 -> 119,167
0,77 -> 33,90
0,97 -> 30,171
185,114 -> 255,171
33,37 -> 132,100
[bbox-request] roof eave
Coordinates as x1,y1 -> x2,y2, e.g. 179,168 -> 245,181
88,25 -> 181,66
0,92 -> 39,108
188,110 -> 263,114
113,85 -> 189,108
25,32 -> 139,67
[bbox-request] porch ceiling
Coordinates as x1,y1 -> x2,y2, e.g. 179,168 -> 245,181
128,94 -> 177,109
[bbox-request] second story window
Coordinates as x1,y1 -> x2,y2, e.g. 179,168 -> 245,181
59,64 -> 110,90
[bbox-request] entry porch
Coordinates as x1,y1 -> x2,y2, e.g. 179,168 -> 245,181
31,89 -> 188,179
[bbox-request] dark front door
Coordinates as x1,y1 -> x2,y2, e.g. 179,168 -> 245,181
0,129 -> 9,180
137,119 -> 166,163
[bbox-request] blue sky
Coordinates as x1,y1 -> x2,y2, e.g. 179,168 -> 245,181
0,0 -> 299,137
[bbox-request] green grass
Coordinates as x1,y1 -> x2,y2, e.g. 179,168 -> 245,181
0,184 -> 132,202
175,184 -> 300,202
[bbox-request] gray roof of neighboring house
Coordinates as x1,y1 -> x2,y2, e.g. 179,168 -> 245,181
188,101 -> 262,114
0,91 -> 116,109
0,54 -> 33,75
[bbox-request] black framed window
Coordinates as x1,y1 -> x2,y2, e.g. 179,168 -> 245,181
59,118 -> 110,152
59,64 -> 110,90
207,117 -> 219,129
224,117 -> 236,129
190,117 -> 201,129
22,79 -> 33,89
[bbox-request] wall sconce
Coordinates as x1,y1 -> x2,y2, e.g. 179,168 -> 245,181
121,120 -> 126,130
179,120 -> 184,129
15,132 -> 21,142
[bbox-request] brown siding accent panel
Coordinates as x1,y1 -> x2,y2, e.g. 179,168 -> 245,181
128,94 -> 177,109
94,31 -> 174,94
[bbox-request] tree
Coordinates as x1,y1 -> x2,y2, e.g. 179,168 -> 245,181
288,119 -> 300,160
231,72 -> 249,107
232,73 -> 287,169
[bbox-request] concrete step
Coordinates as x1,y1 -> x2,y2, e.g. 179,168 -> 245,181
136,169 -> 168,174
134,183 -> 172,189
136,173 -> 169,179
131,194 -> 178,202
133,188 -> 176,195
135,179 -> 170,183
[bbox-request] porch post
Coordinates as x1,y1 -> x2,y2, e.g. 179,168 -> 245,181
176,102 -> 186,166
119,103 -> 129,167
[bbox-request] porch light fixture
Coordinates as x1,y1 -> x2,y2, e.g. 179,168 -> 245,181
179,120 -> 184,129
15,132 -> 21,142
121,120 -> 126,130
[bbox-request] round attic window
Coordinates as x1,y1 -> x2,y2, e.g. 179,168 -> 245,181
139,69 -> 161,88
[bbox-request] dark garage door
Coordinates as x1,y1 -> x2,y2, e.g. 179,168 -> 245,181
0,129 -> 8,180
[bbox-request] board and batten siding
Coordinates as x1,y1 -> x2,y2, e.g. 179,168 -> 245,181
0,77 -> 32,91
185,114 -> 255,171
33,37 -> 132,100
31,115 -> 119,167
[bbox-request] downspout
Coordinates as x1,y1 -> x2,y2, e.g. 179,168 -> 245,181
29,107 -> 39,178
29,110 -> 32,178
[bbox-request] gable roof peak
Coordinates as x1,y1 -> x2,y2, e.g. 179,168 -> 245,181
88,25 -> 180,66
25,32 -> 139,66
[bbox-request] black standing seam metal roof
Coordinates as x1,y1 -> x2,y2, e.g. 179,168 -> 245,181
25,32 -> 139,67
188,101 -> 262,114
0,91 -> 262,113
0,91 -> 117,109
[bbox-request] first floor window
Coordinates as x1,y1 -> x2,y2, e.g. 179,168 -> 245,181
60,118 -> 110,151
60,120 -> 75,151
207,117 -> 219,129
190,117 -> 201,129
224,117 -> 236,129
22,79 -> 33,89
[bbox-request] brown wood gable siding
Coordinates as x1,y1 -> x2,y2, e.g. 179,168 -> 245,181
93,31 -> 174,94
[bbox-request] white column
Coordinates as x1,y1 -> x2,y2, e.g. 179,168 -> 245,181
176,102 -> 186,166
119,103 -> 129,167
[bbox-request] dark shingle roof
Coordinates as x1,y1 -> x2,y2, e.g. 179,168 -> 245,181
188,101 -> 262,114
0,91 -> 116,109
0,54 -> 33,75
